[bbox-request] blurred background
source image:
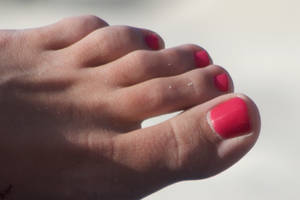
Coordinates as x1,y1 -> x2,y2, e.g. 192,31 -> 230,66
1,0 -> 299,199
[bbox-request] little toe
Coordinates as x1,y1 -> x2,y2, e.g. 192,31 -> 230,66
26,15 -> 108,50
101,44 -> 212,86
64,26 -> 164,68
110,65 -> 233,121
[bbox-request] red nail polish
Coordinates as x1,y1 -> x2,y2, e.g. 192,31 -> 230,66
194,50 -> 211,68
209,97 -> 251,139
214,73 -> 229,92
145,33 -> 160,50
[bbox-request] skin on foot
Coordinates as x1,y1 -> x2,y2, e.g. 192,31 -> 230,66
0,15 -> 260,200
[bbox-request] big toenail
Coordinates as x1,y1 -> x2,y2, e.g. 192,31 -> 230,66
214,73 -> 229,92
208,97 -> 251,139
145,33 -> 160,50
194,50 -> 211,68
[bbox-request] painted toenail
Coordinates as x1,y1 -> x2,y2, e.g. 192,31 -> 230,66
208,97 -> 251,139
214,73 -> 229,92
194,50 -> 211,68
145,33 -> 160,50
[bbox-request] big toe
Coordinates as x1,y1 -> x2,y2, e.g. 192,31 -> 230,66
115,94 -> 260,182
171,94 -> 261,179
168,94 -> 260,179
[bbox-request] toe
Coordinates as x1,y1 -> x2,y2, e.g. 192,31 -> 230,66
63,25 -> 164,68
167,94 -> 261,179
25,15 -> 108,50
102,44 -> 212,86
110,65 -> 233,121
113,94 -> 260,182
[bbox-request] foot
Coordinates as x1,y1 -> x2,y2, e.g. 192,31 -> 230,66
0,15 -> 260,200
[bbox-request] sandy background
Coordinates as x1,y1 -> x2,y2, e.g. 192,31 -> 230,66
1,0 -> 299,199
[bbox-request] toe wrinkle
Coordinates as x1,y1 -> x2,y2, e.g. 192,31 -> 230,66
168,120 -> 183,170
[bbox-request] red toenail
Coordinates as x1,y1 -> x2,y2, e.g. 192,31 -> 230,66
209,97 -> 251,139
194,50 -> 211,68
145,33 -> 160,50
214,73 -> 229,92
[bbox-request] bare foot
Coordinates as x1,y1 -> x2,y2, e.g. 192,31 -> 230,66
0,15 -> 260,200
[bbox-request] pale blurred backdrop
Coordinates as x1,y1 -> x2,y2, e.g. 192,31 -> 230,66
1,0 -> 299,199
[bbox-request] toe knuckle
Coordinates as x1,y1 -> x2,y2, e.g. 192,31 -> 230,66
116,26 -> 135,36
189,69 -> 206,85
78,15 -> 108,28
122,84 -> 165,114
114,26 -> 142,43
143,82 -> 167,109
60,16 -> 79,24
153,81 -> 174,107
184,69 -> 214,96
62,15 -> 108,28
81,15 -> 108,26
130,50 -> 153,65
165,47 -> 185,59
128,50 -> 161,76
82,15 -> 101,21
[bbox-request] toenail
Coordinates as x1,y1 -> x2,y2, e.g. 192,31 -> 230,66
194,50 -> 211,68
145,33 -> 160,50
214,73 -> 229,92
208,97 -> 251,139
